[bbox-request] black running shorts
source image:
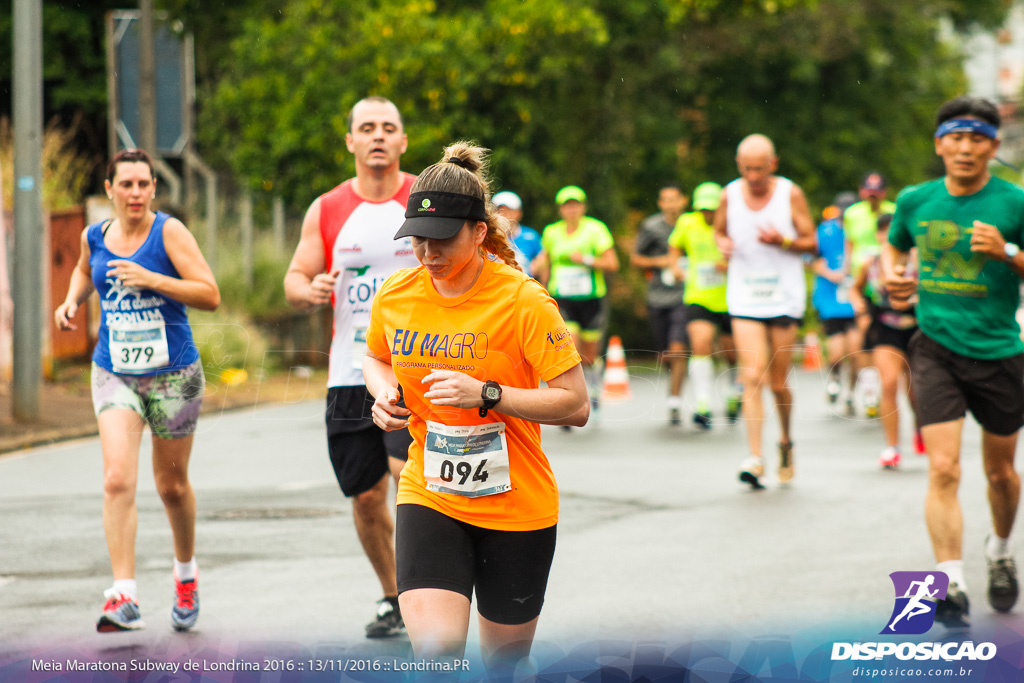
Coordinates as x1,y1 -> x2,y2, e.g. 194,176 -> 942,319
396,503 -> 557,625
554,297 -> 605,334
731,314 -> 802,329
909,331 -> 1024,436
822,316 -> 856,338
326,386 -> 412,497
687,303 -> 732,335
647,304 -> 689,352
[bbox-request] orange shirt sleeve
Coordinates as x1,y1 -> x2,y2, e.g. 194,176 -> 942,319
366,279 -> 392,363
516,278 -> 582,382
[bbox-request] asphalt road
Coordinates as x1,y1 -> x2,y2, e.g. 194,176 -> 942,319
1,366 -> 1020,673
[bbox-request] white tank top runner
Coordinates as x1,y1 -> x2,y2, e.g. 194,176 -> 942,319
327,200 -> 419,387
724,176 -> 806,318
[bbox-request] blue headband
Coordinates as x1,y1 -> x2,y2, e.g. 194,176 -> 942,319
935,118 -> 998,139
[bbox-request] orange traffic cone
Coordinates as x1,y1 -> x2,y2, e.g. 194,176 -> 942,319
601,335 -> 631,402
802,331 -> 822,371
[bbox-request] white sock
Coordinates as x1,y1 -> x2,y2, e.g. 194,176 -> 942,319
727,365 -> 738,388
986,534 -> 1013,560
690,356 -> 713,411
936,560 -> 966,591
666,395 -> 682,409
112,578 -> 138,600
174,557 -> 198,582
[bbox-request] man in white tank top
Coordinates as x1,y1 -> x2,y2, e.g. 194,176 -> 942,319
714,134 -> 817,488
284,96 -> 415,638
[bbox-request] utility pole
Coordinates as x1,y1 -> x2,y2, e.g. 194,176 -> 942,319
12,0 -> 43,421
138,0 -> 157,155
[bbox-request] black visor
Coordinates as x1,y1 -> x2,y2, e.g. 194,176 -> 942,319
394,191 -> 488,240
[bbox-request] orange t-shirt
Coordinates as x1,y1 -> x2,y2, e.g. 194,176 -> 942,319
367,258 -> 581,531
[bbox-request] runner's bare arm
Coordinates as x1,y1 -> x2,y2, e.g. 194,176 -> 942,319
109,217 -> 219,310
55,228 -> 95,330
811,257 -> 843,284
364,353 -> 412,431
421,366 -> 589,427
881,242 -> 916,305
787,185 -> 818,253
591,247 -> 619,273
531,250 -> 550,286
284,197 -> 338,311
713,191 -> 732,258
668,245 -> 686,281
970,221 -> 1024,279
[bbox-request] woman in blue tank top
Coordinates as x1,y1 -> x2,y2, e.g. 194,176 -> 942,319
54,149 -> 219,633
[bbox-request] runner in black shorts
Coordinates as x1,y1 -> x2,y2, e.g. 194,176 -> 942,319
632,183 -> 689,425
885,95 -> 1024,626
284,96 -> 416,638
364,142 -> 588,675
533,185 -> 619,416
852,213 -> 920,469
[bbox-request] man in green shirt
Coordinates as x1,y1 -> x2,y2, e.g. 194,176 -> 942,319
885,95 -> 1024,628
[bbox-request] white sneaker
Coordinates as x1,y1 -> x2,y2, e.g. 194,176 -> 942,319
826,379 -> 841,404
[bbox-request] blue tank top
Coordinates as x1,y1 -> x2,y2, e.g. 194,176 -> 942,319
812,218 -> 855,320
89,211 -> 199,375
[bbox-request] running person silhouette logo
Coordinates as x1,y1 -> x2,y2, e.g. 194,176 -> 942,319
881,571 -> 949,635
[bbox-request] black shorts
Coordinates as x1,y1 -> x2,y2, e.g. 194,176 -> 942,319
325,386 -> 412,497
554,297 -> 605,334
647,304 -> 688,352
865,314 -> 917,354
909,331 -> 1024,436
687,303 -> 732,335
822,317 -> 856,337
396,504 -> 557,625
731,315 -> 802,329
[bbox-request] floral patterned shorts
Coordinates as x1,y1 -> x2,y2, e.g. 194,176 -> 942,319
91,359 -> 205,439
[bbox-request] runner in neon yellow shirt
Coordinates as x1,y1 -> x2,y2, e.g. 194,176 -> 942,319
533,185 -> 619,415
668,182 -> 741,427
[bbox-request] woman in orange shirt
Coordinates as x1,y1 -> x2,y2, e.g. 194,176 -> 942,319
363,142 -> 588,673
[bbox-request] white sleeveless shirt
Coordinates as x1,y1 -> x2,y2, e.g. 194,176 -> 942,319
724,176 -> 806,319
320,174 -> 419,387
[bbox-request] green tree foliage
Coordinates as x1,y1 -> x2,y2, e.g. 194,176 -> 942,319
190,0 -> 1007,231
0,0 -> 126,165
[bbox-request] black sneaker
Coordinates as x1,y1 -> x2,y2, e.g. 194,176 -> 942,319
693,411 -> 712,430
365,598 -> 403,638
987,556 -> 1019,613
669,407 -> 681,426
934,582 -> 970,628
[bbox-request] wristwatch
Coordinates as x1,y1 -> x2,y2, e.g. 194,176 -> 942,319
479,380 -> 502,417
1005,242 -> 1020,262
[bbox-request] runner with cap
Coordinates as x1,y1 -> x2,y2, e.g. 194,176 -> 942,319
885,95 -> 1024,626
363,141 -> 588,674
284,95 -> 416,638
715,134 -> 817,488
812,192 -> 859,410
492,190 -> 542,277
631,183 -> 689,425
668,181 -> 742,427
845,172 -> 895,418
533,185 -> 619,416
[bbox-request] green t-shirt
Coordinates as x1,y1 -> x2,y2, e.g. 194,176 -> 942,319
845,199 -> 897,270
668,211 -> 727,312
889,176 -> 1024,359
541,216 -> 615,299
